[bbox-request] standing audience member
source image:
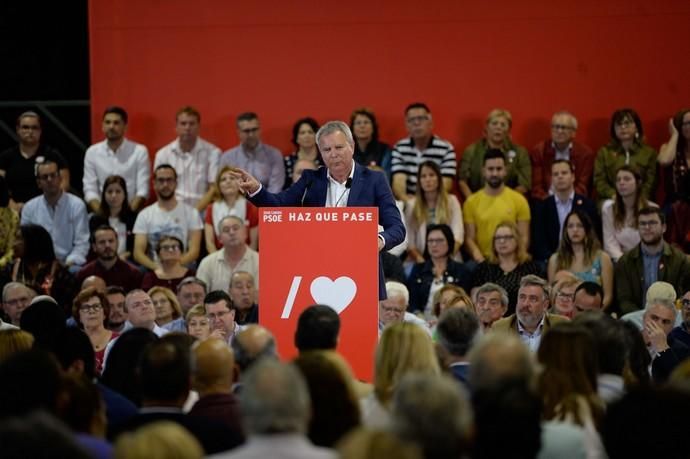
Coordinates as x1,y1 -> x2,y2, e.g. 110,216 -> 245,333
83,106 -> 150,212
594,108 -> 657,203
283,117 -> 322,189
350,108 -> 392,179
89,175 -> 137,261
154,106 -> 221,211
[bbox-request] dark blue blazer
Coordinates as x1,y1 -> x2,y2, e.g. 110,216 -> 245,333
248,163 -> 406,299
531,193 -> 600,262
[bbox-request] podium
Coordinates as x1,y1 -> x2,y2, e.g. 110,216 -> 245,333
259,207 -> 380,381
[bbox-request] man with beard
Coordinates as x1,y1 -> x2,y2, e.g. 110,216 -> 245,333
463,149 -> 531,262
492,274 -> 568,352
105,286 -> 128,332
76,225 -> 143,291
133,164 -> 203,270
83,106 -> 150,212
616,207 -> 690,315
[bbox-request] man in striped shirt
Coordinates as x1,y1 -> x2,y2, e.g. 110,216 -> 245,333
391,103 -> 457,201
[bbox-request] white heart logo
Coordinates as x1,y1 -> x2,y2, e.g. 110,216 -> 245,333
309,276 -> 357,314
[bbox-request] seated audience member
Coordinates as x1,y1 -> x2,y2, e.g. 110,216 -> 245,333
1,282 -> 35,327
186,304 -> 211,340
572,281 -> 604,317
337,429 -> 422,459
0,111 -> 70,211
114,422 -> 203,459
391,102 -> 456,200
80,275 -> 106,293
177,277 -> 207,316
392,374 -> 473,459
431,285 -> 474,321
283,117 -> 322,189
435,307 -> 481,385
197,215 -> 259,293
72,287 -> 119,375
204,290 -> 244,344
105,286 -> 127,332
471,221 -> 543,314
492,275 -> 569,352
133,164 -> 203,270
379,281 -> 430,334
0,176 -> 18,270
602,387 -> 690,459
294,304 -> 339,353
229,271 -> 258,325
89,175 -> 137,261
530,111 -> 594,200
189,338 -> 243,438
547,210 -> 613,310
361,322 -> 440,429
291,158 -> 317,185
463,149 -> 531,262
531,159 -> 599,262
0,413 -> 93,459
667,200 -> 690,254
573,312 -> 629,403
231,325 -> 278,375
141,235 -> 195,292
154,106 -> 221,211
350,108 -> 392,179
537,323 -> 606,457
111,339 -> 243,455
382,251 -> 406,284
549,275 -> 581,318
21,159 -> 89,267
615,207 -> 690,315
204,166 -> 258,254
100,328 -> 158,406
594,108 -> 657,204
216,360 -> 335,459
83,106 -> 150,213
219,111 -> 286,193
407,224 -> 470,317
404,160 -> 463,262
474,282 -> 509,330
659,108 -> 690,205
293,351 -> 361,448
671,290 -> 690,348
20,297 -> 66,349
459,108 -> 530,198
120,289 -> 169,337
148,286 -> 185,332
601,165 -> 658,261
0,329 -> 33,362
76,225 -> 142,291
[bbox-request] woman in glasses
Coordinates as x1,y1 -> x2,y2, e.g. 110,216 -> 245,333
141,235 -> 194,292
72,286 -> 118,375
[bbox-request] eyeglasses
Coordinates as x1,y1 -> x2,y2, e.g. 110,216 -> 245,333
493,235 -> 515,242
557,292 -> 575,301
80,302 -> 103,313
160,244 -> 180,252
406,115 -> 430,124
551,124 -> 574,131
207,310 -> 230,320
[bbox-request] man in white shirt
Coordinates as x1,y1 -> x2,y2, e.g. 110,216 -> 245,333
21,160 -> 90,267
154,106 -> 221,211
133,164 -> 203,270
196,215 -> 259,293
83,106 -> 150,212
122,289 -> 168,337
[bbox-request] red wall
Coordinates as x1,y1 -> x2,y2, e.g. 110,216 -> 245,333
89,0 -> 690,160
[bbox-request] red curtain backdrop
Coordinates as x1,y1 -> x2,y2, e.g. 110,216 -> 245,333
89,0 -> 690,163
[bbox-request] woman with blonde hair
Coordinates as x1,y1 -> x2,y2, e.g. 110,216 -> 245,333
0,329 -> 34,363
147,286 -> 185,332
470,221 -> 543,314
185,304 -> 210,340
360,322 -> 440,429
204,165 -> 258,253
113,421 -> 203,459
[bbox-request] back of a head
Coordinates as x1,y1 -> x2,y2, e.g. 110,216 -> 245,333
240,359 -> 311,435
52,327 -> 96,379
0,329 -> 34,363
231,324 -> 277,372
472,379 -> 542,459
295,304 -> 340,352
19,300 -> 66,349
138,339 -> 191,404
293,351 -> 360,447
59,373 -> 104,435
0,349 -> 62,419
468,332 -> 535,391
392,374 -> 473,459
436,307 -> 480,358
573,312 -> 627,376
337,428 -> 422,459
191,337 -> 235,394
0,412 -> 92,459
113,421 -> 203,459
537,323 -> 598,391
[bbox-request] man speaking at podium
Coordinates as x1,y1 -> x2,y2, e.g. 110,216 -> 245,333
230,120 -> 405,299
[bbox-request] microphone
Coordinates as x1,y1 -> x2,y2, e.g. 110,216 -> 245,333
334,178 -> 352,207
301,178 -> 313,207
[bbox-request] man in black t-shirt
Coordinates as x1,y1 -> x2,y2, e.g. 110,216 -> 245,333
0,111 -> 70,211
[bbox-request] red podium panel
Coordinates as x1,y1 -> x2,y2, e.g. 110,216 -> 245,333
259,207 -> 379,381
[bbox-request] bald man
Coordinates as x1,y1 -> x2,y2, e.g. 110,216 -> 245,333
189,338 -> 243,437
231,325 -> 278,373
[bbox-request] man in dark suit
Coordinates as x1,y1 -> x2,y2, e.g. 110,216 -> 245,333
232,120 -> 406,299
435,307 -> 480,387
532,159 -> 599,262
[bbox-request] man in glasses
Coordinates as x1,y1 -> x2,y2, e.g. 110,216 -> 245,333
616,206 -> 690,315
219,112 -> 285,193
204,290 -> 245,345
530,111 -> 594,200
